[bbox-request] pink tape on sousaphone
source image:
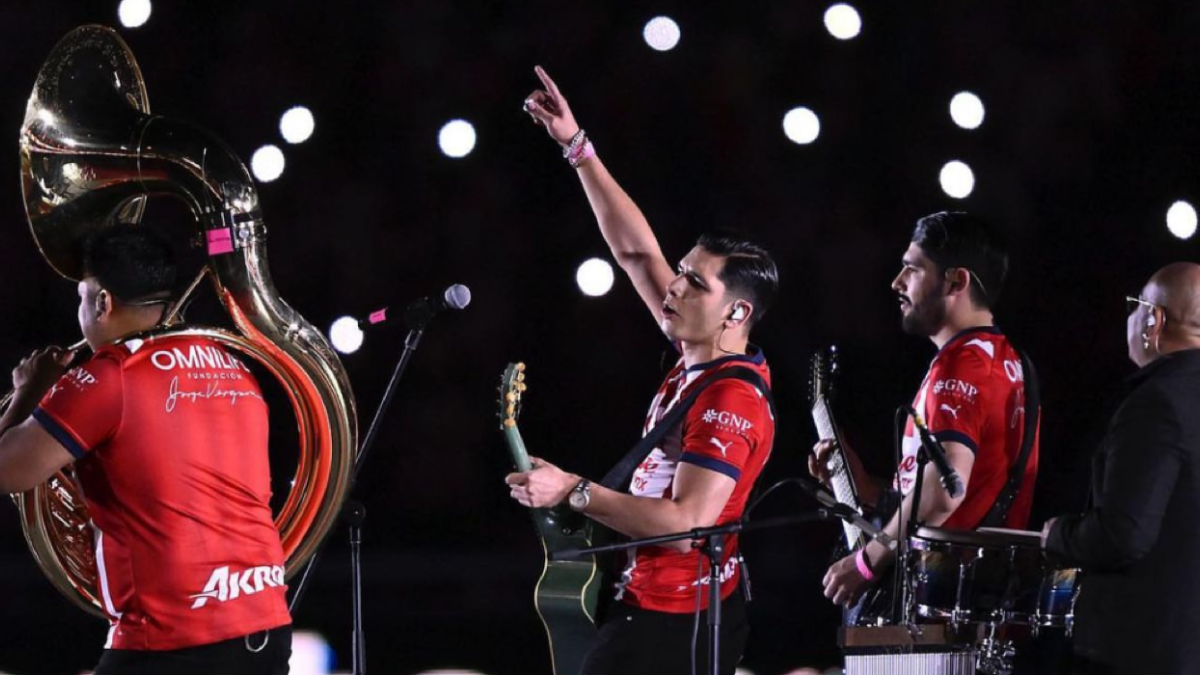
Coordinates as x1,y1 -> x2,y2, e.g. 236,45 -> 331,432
206,228 -> 234,255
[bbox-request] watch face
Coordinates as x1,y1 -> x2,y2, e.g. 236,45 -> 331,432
569,491 -> 587,510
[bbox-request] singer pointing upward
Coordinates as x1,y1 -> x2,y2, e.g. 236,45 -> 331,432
811,212 -> 1040,609
506,66 -> 779,675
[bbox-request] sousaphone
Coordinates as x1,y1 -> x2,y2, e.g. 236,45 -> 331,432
12,25 -> 357,618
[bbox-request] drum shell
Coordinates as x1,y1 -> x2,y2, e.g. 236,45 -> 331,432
908,527 -> 1078,627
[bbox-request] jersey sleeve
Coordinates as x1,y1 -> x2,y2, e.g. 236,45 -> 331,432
32,354 -> 123,459
924,350 -> 991,454
679,379 -> 768,481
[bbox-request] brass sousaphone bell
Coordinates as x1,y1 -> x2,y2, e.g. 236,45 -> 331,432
12,25 -> 357,617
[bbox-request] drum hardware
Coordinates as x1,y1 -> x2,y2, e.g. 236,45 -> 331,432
974,622 -> 1016,675
844,523 -> 1081,673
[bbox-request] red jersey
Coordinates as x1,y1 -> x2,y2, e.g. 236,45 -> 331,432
617,347 -> 774,613
33,334 -> 290,650
897,327 -> 1039,529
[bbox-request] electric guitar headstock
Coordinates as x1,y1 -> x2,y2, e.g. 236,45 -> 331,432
809,345 -> 839,403
499,362 -> 527,430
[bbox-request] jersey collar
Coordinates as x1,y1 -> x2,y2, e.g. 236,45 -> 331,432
684,343 -> 765,373
938,325 -> 1002,355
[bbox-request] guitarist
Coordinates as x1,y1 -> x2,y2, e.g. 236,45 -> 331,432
811,212 -> 1040,611
506,66 -> 779,675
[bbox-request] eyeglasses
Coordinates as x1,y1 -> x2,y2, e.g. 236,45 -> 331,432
1125,296 -> 1158,315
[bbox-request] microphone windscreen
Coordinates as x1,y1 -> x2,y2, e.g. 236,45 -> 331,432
444,284 -> 472,310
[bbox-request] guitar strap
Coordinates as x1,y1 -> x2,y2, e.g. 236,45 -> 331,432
979,347 -> 1041,528
599,367 -> 775,491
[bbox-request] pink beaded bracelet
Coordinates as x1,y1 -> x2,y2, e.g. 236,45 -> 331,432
855,548 -> 876,581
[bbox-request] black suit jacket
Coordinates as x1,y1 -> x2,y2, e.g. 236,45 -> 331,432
1047,348 -> 1200,673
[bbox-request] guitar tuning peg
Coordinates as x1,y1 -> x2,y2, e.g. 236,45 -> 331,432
516,382 -> 527,392
505,392 -> 515,403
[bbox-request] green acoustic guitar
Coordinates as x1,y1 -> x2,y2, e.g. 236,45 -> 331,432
499,362 -> 608,675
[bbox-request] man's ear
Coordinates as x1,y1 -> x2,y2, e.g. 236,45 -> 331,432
946,268 -> 971,295
95,289 -> 113,319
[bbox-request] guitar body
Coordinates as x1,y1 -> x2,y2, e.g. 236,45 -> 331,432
501,363 -> 612,675
529,507 -> 609,675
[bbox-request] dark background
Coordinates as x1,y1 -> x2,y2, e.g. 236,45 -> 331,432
0,1 -> 1196,673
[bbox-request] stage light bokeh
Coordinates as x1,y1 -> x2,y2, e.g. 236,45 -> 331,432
117,0 -> 152,28
939,160 -> 975,199
439,119 -> 477,158
783,107 -> 821,145
823,4 -> 862,41
1167,200 -> 1197,240
251,145 -> 286,182
576,258 -> 615,297
329,316 -> 364,354
643,16 -> 682,51
950,92 -> 985,130
280,106 -> 316,144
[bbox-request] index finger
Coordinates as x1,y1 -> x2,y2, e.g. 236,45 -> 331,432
534,65 -> 561,97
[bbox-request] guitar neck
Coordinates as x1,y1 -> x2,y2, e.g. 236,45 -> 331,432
504,424 -> 534,473
812,396 -> 867,550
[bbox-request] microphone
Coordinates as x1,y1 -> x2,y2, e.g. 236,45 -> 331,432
796,478 -> 897,551
904,404 -> 965,499
357,284 -> 472,329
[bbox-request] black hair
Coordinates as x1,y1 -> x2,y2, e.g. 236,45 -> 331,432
911,211 -> 1008,309
82,224 -> 177,303
695,231 -> 779,324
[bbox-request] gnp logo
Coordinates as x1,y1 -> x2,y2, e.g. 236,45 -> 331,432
701,409 -> 754,433
189,564 -> 284,609
932,379 -> 978,400
68,367 -> 97,386
151,345 -> 251,373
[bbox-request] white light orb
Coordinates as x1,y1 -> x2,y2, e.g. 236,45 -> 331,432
823,4 -> 862,40
438,119 -> 477,158
950,91 -> 985,130
643,16 -> 682,52
250,145 -> 286,183
280,106 -> 316,144
576,258 -> 615,297
939,160 -> 975,199
783,107 -> 821,145
329,316 -> 364,355
289,630 -> 334,675
118,0 -> 152,28
1167,200 -> 1198,240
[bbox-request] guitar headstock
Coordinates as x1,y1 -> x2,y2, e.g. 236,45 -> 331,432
499,362 -> 527,430
808,346 -> 839,402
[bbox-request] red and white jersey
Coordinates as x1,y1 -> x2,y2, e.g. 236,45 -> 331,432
617,347 -> 774,614
34,335 -> 290,650
896,327 -> 1039,529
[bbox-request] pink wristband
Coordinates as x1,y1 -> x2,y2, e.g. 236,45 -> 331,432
855,548 -> 876,581
568,140 -> 595,167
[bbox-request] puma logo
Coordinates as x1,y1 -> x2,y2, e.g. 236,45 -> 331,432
939,403 -> 962,419
709,437 -> 733,457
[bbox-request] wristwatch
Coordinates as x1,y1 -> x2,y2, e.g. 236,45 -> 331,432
568,479 -> 592,512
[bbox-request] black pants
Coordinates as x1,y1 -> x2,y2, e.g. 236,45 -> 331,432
94,626 -> 292,675
581,593 -> 749,675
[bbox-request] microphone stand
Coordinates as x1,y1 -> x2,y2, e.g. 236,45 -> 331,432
288,314 -> 434,675
900,445 -> 930,627
552,511 -> 833,675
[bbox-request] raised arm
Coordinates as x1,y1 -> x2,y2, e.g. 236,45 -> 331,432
524,66 -> 675,322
